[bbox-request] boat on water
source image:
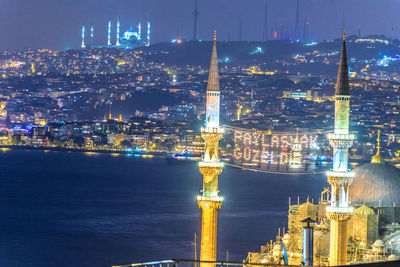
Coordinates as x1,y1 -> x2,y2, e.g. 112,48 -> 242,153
165,150 -> 202,165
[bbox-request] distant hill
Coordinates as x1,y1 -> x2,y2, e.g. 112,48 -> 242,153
139,35 -> 400,68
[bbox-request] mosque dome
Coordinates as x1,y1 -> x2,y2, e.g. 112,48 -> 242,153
273,243 -> 282,252
298,199 -> 317,211
282,233 -> 291,243
372,239 -> 385,252
354,205 -> 375,216
349,163 -> 400,207
349,130 -> 400,207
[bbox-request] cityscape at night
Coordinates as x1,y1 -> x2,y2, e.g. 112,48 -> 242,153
1,0 -> 400,267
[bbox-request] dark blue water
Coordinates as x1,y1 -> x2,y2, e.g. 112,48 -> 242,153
0,150 -> 327,267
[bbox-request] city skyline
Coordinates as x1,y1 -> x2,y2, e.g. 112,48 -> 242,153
1,0 -> 400,51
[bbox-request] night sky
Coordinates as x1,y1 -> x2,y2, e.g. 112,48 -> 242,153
0,0 -> 399,51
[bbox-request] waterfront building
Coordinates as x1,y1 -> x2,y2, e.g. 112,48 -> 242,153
198,31 -> 224,267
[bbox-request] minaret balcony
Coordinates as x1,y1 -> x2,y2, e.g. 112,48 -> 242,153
197,195 -> 223,203
199,161 -> 224,168
201,127 -> 224,134
327,171 -> 353,178
327,171 -> 353,185
326,205 -> 354,215
327,133 -> 355,141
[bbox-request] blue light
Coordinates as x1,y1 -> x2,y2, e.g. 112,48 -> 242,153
305,41 -> 317,46
223,57 -> 230,63
250,47 -> 264,55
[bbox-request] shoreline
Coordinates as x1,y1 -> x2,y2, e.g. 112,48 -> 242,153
0,145 -> 170,157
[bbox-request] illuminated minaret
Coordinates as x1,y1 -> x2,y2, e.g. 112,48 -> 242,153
138,22 -> 142,40
146,21 -> 151,46
198,31 -> 223,267
116,17 -> 121,46
107,20 -> 112,46
326,30 -> 354,266
90,23 -> 94,48
81,24 -> 86,48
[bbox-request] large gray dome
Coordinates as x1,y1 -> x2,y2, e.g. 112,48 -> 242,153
349,163 -> 400,207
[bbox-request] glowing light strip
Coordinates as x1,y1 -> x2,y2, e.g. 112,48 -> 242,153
327,171 -> 354,178
107,20 -> 111,46
201,127 -> 224,134
326,206 -> 354,214
197,195 -> 223,202
199,162 -> 224,168
327,133 -> 355,141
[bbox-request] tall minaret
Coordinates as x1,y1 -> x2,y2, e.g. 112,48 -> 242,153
107,20 -> 112,46
198,31 -> 223,267
116,17 -> 121,46
90,22 -> 94,48
326,30 -> 354,266
138,22 -> 142,40
146,21 -> 151,46
81,24 -> 86,48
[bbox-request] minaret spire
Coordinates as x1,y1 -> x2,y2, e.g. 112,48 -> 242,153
336,29 -> 350,96
326,30 -> 354,266
207,31 -> 220,92
198,31 -> 223,267
205,31 -> 220,128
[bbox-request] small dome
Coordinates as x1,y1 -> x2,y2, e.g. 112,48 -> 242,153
272,243 -> 282,257
273,243 -> 282,251
388,254 -> 399,261
282,233 -> 291,243
260,257 -> 273,264
299,199 -> 316,210
373,239 -> 385,248
354,205 -> 375,216
349,163 -> 400,207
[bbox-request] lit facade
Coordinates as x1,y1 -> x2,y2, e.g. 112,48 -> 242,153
198,32 -> 223,267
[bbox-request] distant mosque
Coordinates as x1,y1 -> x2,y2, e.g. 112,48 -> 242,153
81,18 -> 150,49
245,33 -> 400,266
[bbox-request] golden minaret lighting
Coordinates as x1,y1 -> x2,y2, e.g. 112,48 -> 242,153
326,30 -> 355,266
198,31 -> 224,267
371,130 -> 384,164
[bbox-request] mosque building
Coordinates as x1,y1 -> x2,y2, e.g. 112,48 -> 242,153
245,33 -> 400,266
118,26 -> 147,49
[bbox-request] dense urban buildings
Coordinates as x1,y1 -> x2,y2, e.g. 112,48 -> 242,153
1,35 -> 400,162
2,18 -> 400,266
